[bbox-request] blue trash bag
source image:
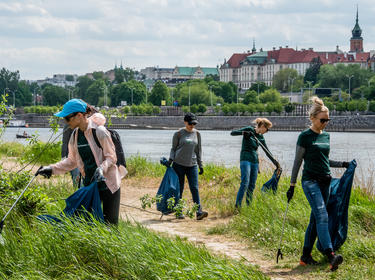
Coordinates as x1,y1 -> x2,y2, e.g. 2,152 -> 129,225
316,159 -> 357,253
38,181 -> 104,223
156,167 -> 180,214
261,168 -> 282,193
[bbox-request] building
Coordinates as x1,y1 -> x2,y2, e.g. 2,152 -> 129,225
140,67 -> 174,80
36,74 -> 78,88
220,8 -> 373,90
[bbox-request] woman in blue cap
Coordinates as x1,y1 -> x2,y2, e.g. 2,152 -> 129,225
36,99 -> 127,224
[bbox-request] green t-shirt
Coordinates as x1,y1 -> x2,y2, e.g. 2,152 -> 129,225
77,129 -> 97,186
230,126 -> 268,163
297,128 -> 331,181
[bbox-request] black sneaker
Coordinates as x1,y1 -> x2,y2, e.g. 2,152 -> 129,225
300,254 -> 318,266
328,253 -> 343,271
196,211 -> 208,220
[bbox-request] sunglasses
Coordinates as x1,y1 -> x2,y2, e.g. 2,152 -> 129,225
188,122 -> 196,126
64,112 -> 79,122
319,118 -> 331,124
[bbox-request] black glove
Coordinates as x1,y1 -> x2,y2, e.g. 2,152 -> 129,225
167,159 -> 173,168
286,185 -> 295,203
93,167 -> 106,182
35,166 -> 52,178
342,161 -> 350,168
199,167 -> 204,175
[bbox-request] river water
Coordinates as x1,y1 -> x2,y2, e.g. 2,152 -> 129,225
3,127 -> 375,190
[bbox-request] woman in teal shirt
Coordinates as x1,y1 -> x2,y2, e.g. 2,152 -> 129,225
231,118 -> 275,207
287,97 -> 349,271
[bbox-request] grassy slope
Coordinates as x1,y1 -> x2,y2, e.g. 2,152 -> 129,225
129,157 -> 375,280
0,156 -> 267,280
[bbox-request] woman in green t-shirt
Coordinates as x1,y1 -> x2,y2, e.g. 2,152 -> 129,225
287,97 -> 349,271
231,118 -> 275,208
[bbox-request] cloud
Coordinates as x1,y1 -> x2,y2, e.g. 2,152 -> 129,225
0,0 -> 374,79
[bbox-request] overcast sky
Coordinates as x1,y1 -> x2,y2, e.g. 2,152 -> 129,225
1,0 -> 374,80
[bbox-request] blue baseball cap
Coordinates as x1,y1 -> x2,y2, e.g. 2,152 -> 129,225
54,99 -> 87,118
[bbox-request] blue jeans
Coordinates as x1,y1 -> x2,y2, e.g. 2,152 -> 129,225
302,180 -> 332,251
172,162 -> 203,214
235,161 -> 259,207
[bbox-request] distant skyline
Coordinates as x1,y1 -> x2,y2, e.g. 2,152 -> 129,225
1,0 -> 374,80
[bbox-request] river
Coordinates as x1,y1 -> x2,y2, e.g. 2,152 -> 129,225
2,127 -> 375,190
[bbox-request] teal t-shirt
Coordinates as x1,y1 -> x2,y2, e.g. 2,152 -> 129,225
297,128 -> 331,181
77,129 -> 97,186
230,126 -> 268,163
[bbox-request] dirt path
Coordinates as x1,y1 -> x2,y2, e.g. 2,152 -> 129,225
120,178 -> 307,280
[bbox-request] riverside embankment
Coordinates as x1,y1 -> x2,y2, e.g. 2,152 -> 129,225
21,114 -> 375,132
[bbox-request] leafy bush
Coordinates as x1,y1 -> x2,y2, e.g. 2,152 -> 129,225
369,101 -> 375,112
197,103 -> 207,114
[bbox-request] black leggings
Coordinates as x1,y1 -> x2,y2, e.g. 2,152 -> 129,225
99,186 -> 121,225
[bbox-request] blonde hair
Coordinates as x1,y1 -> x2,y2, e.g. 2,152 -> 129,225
253,118 -> 272,129
309,96 -> 329,118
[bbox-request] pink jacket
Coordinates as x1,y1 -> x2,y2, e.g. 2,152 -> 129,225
51,113 -> 127,194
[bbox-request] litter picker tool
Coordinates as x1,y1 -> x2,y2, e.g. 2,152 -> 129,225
0,174 -> 38,244
276,201 -> 289,263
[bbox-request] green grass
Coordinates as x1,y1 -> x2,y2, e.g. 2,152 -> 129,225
0,217 -> 267,280
124,157 -> 375,279
0,141 -> 62,165
0,168 -> 267,280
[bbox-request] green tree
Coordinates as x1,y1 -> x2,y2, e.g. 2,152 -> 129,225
249,82 -> 268,94
259,88 -> 282,103
16,80 -> 33,106
304,56 -> 323,85
76,75 -> 94,99
111,80 -> 147,106
86,80 -> 106,106
272,68 -> 301,92
149,81 -> 169,106
243,90 -> 259,104
42,85 -> 69,106
92,71 -> 104,80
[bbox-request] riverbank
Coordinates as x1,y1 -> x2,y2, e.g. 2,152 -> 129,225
1,156 -> 374,279
19,114 -> 375,132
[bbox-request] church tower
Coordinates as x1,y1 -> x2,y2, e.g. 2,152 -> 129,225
350,6 -> 363,53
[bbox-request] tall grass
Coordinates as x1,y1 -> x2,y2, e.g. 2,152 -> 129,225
124,157 -> 375,279
0,216 -> 267,280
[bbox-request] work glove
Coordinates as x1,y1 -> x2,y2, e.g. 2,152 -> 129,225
286,185 -> 295,203
93,167 -> 106,182
35,166 -> 52,178
167,159 -> 173,168
342,161 -> 350,168
199,167 -> 204,175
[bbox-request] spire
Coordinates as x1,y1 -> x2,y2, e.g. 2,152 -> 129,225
351,4 -> 362,39
252,38 -> 256,53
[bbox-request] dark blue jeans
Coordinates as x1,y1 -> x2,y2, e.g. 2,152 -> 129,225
235,161 -> 259,207
172,162 -> 203,214
302,180 -> 332,251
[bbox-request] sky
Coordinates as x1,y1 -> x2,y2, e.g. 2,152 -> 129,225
1,0 -> 374,80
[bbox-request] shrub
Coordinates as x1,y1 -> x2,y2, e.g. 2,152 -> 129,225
197,104 -> 207,114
